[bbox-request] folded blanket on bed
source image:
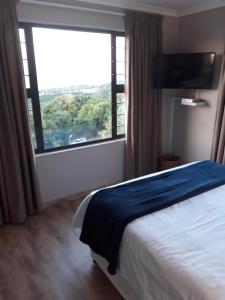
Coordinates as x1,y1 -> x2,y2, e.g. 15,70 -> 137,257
80,160 -> 225,275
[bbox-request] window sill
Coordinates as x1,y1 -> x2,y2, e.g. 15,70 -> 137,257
35,137 -> 125,158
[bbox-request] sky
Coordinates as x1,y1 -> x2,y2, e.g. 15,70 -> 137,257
32,28 -> 112,89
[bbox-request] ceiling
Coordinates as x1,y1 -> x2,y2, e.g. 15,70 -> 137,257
136,0 -> 222,9
21,0 -> 225,16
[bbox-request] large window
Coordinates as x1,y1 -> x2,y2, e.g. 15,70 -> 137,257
19,24 -> 125,153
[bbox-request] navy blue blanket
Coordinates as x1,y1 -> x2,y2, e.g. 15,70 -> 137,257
80,161 -> 225,275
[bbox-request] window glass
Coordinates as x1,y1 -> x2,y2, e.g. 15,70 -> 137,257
19,25 -> 125,153
19,28 -> 30,89
23,60 -> 29,76
116,37 -> 125,49
32,28 -> 112,149
116,93 -> 125,135
27,98 -> 37,149
19,28 -> 25,43
116,36 -> 125,85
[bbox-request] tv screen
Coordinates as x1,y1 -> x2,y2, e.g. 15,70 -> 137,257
154,53 -> 215,89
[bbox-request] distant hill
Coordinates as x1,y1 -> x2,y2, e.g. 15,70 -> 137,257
39,83 -> 111,106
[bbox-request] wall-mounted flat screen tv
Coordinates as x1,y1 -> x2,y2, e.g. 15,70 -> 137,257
154,53 -> 215,89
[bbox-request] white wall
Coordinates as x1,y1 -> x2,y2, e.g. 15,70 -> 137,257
17,2 -> 124,31
36,140 -> 125,202
17,2 -> 178,203
171,7 -> 225,163
161,16 -> 178,154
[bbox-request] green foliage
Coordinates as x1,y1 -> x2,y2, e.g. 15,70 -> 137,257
39,94 -> 56,106
40,89 -> 112,148
77,98 -> 111,131
42,94 -> 78,129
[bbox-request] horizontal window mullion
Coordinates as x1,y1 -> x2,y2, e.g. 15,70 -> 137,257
34,136 -> 124,154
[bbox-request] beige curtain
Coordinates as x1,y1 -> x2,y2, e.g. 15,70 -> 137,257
125,11 -> 163,179
0,0 -> 41,224
211,51 -> 225,163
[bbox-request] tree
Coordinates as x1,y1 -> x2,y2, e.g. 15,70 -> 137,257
40,91 -> 112,148
76,97 -> 111,133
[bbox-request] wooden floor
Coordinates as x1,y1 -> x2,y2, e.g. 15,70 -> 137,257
0,197 -> 123,300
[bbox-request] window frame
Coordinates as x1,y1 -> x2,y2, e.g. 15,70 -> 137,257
19,22 -> 125,154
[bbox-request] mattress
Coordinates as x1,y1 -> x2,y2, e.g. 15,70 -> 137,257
73,163 -> 225,300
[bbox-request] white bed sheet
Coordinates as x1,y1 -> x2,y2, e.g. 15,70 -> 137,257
73,163 -> 225,300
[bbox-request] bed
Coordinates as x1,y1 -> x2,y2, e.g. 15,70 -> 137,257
73,162 -> 225,300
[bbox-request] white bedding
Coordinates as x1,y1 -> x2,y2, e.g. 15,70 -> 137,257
73,163 -> 225,300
